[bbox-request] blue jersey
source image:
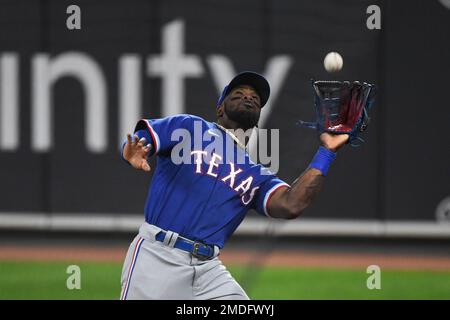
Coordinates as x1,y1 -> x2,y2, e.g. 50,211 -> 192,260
127,114 -> 289,248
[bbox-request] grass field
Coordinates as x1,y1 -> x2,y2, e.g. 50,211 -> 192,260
0,260 -> 449,299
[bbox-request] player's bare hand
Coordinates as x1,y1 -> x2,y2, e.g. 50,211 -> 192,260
320,132 -> 349,152
123,134 -> 152,172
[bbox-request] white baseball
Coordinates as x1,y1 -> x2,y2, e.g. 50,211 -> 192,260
324,52 -> 343,73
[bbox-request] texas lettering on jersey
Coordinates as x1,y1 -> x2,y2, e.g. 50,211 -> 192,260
190,150 -> 260,206
124,114 -> 289,248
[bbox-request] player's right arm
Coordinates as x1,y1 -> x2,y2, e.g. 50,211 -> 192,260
122,133 -> 152,172
121,114 -> 194,172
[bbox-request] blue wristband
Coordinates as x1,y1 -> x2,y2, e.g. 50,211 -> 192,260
309,146 -> 337,176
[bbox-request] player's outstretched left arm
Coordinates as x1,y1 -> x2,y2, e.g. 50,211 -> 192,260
267,132 -> 349,219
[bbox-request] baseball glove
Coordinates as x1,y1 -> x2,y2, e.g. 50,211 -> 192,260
297,80 -> 376,146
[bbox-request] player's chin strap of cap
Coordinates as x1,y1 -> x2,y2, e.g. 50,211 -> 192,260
155,230 -> 217,260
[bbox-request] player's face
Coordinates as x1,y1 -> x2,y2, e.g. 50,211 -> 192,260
223,85 -> 261,130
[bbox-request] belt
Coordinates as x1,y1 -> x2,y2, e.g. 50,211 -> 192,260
155,231 -> 215,260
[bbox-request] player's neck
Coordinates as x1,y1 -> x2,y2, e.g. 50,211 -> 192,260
217,118 -> 244,131
215,119 -> 254,148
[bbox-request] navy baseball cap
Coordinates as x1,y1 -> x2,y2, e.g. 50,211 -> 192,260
216,71 -> 270,108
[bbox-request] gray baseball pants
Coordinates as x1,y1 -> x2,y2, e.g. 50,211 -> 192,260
120,222 -> 249,300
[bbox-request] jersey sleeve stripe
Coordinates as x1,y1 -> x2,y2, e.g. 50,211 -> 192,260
143,119 -> 161,154
263,182 -> 290,218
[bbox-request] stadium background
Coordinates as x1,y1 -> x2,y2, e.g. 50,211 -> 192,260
0,0 -> 449,299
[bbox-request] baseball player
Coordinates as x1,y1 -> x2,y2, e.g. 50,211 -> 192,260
119,71 -> 349,300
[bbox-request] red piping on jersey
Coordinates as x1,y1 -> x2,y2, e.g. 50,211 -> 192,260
143,120 -> 159,154
265,184 -> 289,218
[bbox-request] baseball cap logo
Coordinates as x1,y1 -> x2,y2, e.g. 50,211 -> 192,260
217,71 -> 270,108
